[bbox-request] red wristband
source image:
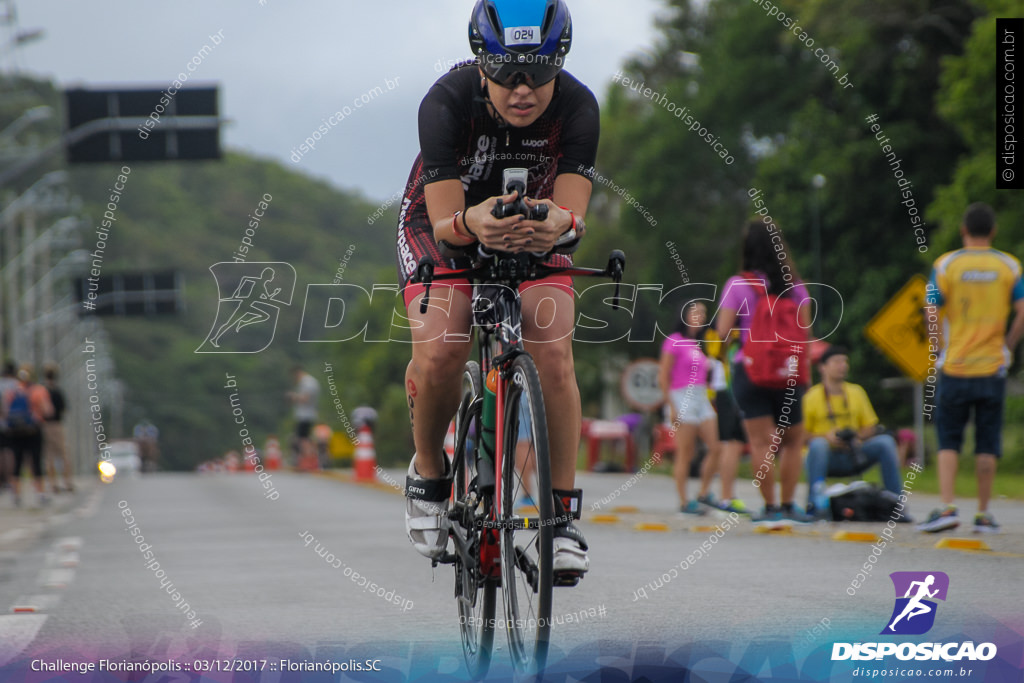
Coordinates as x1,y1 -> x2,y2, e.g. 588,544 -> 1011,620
559,206 -> 576,232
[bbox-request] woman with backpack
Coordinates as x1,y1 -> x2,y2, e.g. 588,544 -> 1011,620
715,219 -> 813,526
2,366 -> 53,507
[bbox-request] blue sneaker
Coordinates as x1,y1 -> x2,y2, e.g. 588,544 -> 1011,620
781,503 -> 814,525
753,505 -> 791,528
973,512 -> 1000,534
917,506 -> 959,533
680,500 -> 707,515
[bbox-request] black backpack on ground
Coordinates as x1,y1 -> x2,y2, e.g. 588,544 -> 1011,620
828,481 -> 901,522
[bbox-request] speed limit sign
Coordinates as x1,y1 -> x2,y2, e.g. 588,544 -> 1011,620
620,359 -> 662,411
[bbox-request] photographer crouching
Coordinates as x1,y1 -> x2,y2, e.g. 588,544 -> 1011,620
802,346 -> 904,519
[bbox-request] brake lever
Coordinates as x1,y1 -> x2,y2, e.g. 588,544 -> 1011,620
415,257 -> 435,314
607,250 -> 626,310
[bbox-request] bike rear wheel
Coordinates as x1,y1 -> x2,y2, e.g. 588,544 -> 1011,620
453,361 -> 496,679
499,354 -> 553,674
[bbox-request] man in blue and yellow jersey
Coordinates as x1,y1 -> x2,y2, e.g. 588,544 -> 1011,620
920,203 -> 1024,533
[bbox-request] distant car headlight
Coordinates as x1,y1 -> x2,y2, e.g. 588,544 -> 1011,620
98,460 -> 117,483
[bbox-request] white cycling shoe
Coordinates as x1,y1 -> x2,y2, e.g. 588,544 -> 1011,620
551,488 -> 589,581
404,454 -> 453,560
553,525 -> 590,574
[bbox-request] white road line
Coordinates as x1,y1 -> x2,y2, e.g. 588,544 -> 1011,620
0,614 -> 47,667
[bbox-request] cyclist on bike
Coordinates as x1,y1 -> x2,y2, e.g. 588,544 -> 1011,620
399,0 -> 596,578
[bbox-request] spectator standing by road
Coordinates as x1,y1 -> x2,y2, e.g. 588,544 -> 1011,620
659,301 -> 721,514
287,366 -> 320,465
715,220 -> 813,525
42,364 -> 74,493
920,202 -> 1024,533
2,366 -> 53,507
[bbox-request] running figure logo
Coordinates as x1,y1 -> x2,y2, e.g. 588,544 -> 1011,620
881,571 -> 949,635
196,262 -> 296,353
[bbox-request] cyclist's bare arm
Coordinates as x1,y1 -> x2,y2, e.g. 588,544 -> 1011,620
426,179 -> 528,251
518,173 -> 591,252
425,174 -> 590,253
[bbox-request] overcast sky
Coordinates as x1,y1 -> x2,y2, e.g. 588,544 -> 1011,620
13,0 -> 664,201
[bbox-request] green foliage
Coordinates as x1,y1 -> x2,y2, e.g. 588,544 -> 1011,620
929,0 -> 1024,261
592,0 -> 981,430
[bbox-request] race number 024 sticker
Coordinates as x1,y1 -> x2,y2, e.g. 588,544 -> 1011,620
505,26 -> 541,46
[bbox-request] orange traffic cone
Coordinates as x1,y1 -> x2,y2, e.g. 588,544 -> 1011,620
265,438 -> 282,471
354,424 -> 376,482
444,420 -> 456,462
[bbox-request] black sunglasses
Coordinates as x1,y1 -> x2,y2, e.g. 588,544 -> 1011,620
478,52 -> 562,89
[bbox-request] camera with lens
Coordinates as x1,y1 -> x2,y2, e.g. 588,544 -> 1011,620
835,428 -> 858,450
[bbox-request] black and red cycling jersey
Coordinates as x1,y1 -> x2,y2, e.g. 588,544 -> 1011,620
396,62 -> 600,287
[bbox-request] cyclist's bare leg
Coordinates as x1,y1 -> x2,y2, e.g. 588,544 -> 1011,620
406,286 -> 473,479
520,284 -> 578,491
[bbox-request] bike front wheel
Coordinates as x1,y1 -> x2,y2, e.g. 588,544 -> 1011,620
454,361 -> 496,679
499,354 -> 553,674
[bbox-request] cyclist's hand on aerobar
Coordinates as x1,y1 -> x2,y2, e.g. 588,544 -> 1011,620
464,190 -> 531,252
518,197 -> 572,253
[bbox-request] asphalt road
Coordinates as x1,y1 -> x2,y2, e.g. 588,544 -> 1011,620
0,469 -> 1021,681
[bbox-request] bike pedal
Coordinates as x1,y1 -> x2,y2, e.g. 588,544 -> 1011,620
553,571 -> 582,587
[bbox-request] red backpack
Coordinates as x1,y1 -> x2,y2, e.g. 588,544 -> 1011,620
740,273 -> 810,389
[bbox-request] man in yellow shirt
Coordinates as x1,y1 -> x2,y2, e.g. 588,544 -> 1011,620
803,346 -> 903,520
921,202 -> 1024,533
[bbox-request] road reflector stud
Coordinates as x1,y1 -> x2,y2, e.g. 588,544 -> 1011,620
935,538 -> 990,551
833,531 -> 879,543
634,522 -> 670,532
590,514 -> 619,524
